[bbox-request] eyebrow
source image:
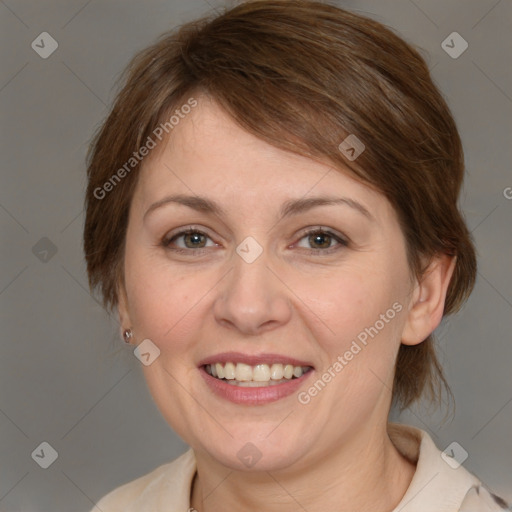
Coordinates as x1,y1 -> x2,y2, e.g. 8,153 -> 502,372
143,194 -> 373,222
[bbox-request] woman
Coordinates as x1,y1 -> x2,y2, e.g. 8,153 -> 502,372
83,1 -> 509,510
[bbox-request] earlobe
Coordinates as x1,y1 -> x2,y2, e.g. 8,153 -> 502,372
401,254 -> 456,346
117,282 -> 133,338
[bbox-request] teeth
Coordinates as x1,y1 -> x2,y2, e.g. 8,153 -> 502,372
224,362 -> 236,380
235,363 -> 252,381
270,363 -> 284,380
205,362 -> 311,384
253,364 -> 271,382
227,380 -> 284,387
215,363 -> 225,379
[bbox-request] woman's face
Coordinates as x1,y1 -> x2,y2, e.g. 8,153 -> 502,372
119,96 -> 416,471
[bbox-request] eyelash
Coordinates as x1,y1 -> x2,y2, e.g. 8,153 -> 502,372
160,226 -> 348,256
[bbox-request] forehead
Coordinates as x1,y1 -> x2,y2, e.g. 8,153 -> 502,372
133,97 -> 392,222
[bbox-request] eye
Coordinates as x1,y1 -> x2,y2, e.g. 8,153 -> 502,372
160,226 -> 348,255
161,228 -> 217,252
295,228 -> 348,253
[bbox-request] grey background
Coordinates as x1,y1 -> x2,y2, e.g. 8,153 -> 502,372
0,0 -> 511,510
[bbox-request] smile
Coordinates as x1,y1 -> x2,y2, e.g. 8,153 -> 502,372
204,362 -> 313,387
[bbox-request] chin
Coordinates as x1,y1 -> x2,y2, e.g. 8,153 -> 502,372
200,432 -> 311,472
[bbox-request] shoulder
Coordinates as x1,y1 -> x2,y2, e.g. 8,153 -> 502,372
91,449 -> 196,512
388,423 -> 510,511
459,484 -> 510,511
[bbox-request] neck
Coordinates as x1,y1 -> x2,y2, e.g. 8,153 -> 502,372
190,422 -> 416,512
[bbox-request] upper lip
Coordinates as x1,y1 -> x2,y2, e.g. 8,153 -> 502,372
198,352 -> 314,368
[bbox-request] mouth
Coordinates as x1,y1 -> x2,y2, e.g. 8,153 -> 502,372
198,352 -> 314,404
203,362 -> 314,387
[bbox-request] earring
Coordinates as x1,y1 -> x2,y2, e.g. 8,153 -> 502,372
123,328 -> 133,344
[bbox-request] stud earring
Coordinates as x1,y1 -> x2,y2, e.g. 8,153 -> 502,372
123,328 -> 133,343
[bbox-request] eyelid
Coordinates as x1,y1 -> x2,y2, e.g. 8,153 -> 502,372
162,225 -> 218,247
297,226 -> 348,242
293,226 -> 349,252
165,225 -> 208,239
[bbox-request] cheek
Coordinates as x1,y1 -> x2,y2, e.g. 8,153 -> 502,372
293,262 -> 403,350
291,261 -> 408,410
123,251 -> 203,351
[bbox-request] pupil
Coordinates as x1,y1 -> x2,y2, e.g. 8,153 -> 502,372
310,233 -> 330,249
185,232 -> 205,248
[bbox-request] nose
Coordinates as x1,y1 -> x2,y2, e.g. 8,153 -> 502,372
213,249 -> 292,336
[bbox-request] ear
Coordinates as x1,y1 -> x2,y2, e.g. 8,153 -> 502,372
401,254 -> 456,346
117,280 -> 133,338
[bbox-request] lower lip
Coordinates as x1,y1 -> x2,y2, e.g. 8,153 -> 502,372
199,366 -> 314,405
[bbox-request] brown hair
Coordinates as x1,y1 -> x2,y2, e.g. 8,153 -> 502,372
84,0 -> 476,412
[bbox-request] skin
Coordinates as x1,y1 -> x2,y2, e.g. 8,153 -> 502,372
118,95 -> 455,512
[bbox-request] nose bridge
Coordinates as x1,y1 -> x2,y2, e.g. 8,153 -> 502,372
213,241 -> 291,334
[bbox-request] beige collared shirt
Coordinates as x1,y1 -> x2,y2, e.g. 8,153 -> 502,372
91,422 -> 509,511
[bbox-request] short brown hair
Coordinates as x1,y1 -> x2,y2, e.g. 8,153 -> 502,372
84,0 -> 476,412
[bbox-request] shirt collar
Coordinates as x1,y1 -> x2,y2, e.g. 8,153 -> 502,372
388,422 -> 480,511
146,422 -> 481,511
